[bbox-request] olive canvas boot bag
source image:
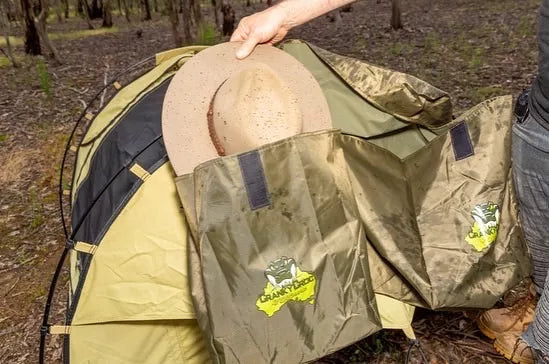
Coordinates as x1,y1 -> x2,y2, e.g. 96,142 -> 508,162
282,41 -> 532,310
162,43 -> 382,364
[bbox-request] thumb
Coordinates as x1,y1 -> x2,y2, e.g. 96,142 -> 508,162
235,34 -> 260,60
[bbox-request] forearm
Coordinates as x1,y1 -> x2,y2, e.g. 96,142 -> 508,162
276,0 -> 357,29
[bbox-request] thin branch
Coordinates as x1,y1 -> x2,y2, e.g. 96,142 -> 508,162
99,62 -> 111,108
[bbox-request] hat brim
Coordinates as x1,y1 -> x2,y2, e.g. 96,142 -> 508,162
162,42 -> 332,176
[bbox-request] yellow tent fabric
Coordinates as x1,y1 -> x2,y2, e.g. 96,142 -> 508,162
73,163 -> 195,325
375,294 -> 416,340
64,45 -> 419,362
69,320 -> 210,363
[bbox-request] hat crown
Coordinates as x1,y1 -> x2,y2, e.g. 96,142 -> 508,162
211,64 -> 303,156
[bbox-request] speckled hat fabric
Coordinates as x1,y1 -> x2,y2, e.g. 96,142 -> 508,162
162,42 -> 332,176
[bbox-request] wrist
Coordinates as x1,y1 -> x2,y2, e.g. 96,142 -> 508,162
273,1 -> 297,32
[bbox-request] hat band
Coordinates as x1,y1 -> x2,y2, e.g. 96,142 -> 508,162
207,81 -> 227,157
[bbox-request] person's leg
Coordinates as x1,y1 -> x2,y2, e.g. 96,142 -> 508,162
512,111 -> 549,295
523,273 -> 549,363
484,0 -> 549,361
501,107 -> 549,363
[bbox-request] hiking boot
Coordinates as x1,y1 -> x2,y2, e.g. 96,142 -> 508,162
494,333 -> 536,364
478,285 -> 537,340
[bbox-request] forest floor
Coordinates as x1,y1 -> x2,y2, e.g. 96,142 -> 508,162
0,0 -> 542,362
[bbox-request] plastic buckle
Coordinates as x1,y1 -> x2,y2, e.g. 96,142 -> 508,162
65,238 -> 75,250
515,88 -> 530,124
40,325 -> 50,336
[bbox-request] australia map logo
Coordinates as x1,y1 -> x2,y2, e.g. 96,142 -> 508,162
465,202 -> 500,252
256,257 -> 316,317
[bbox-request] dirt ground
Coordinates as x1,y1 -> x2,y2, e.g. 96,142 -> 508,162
0,0 -> 542,362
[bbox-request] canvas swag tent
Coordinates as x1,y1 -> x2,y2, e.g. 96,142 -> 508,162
40,40 -> 531,363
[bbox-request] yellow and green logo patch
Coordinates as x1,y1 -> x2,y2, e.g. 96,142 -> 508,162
465,202 -> 500,252
256,257 -> 316,317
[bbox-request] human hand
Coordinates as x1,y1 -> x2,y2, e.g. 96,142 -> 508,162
230,0 -> 355,59
230,5 -> 292,59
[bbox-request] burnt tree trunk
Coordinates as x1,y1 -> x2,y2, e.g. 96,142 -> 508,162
21,0 -> 41,54
102,0 -> 112,26
90,0 -> 101,18
221,3 -> 234,36
165,0 -> 181,46
141,0 -> 151,20
391,0 -> 402,30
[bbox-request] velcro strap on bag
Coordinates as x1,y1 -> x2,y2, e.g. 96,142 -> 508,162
450,121 -> 474,161
238,151 -> 271,210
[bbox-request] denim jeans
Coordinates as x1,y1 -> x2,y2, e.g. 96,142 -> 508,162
512,110 -> 549,361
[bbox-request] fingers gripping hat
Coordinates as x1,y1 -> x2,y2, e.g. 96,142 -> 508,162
162,42 -> 332,175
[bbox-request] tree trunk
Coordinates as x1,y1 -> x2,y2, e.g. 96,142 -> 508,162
211,0 -> 218,28
77,0 -> 82,14
152,0 -> 157,13
326,9 -> 341,24
180,0 -> 191,43
0,0 -> 19,67
81,0 -> 94,28
334,10 -> 341,23
4,0 -> 16,21
21,0 -> 41,55
122,0 -> 130,22
190,0 -> 200,25
34,0 -> 61,63
101,0 -> 112,26
116,0 -> 121,16
165,0 -> 181,46
33,0 -> 41,16
221,3 -> 234,36
391,0 -> 402,30
54,0 -> 63,22
63,0 -> 68,17
141,0 -> 151,20
90,0 -> 101,18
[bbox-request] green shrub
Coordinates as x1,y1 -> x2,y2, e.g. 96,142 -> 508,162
197,22 -> 219,45
36,57 -> 52,99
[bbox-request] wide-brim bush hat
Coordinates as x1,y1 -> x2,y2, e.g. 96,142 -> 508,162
162,42 -> 332,175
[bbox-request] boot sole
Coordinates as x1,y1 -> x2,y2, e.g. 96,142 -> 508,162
494,339 -> 535,364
